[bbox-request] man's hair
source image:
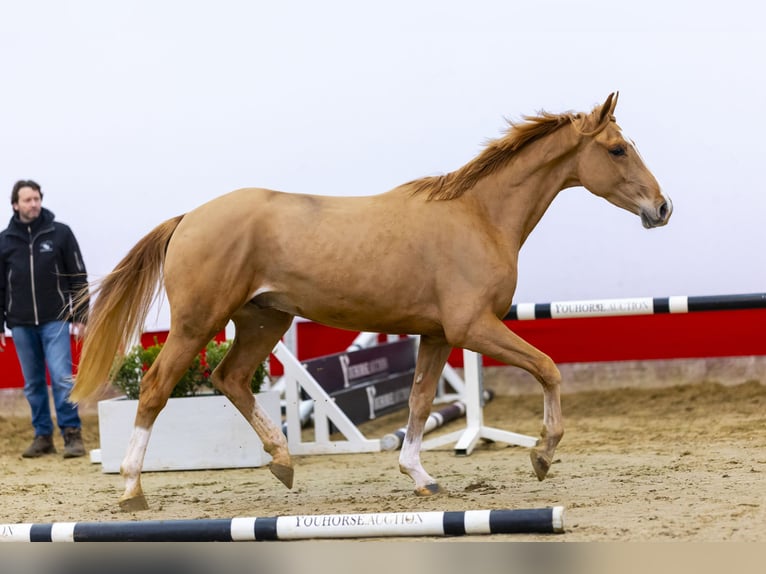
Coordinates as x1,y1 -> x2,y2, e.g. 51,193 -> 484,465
11,179 -> 43,206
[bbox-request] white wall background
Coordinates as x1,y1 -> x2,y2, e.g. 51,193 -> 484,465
2,0 -> 764,331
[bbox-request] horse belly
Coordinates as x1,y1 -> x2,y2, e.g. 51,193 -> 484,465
252,283 -> 442,337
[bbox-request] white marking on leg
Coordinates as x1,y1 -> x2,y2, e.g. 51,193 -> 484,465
399,431 -> 436,489
121,426 -> 151,495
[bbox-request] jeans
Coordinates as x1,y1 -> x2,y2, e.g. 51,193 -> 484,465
11,321 -> 81,436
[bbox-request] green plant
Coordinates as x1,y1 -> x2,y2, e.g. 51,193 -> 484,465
111,338 -> 266,400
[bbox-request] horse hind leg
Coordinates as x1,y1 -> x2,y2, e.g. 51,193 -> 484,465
209,306 -> 294,489
398,336 -> 452,496
119,331 -> 217,511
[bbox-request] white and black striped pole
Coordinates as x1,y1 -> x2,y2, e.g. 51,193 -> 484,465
0,507 -> 564,542
504,292 -> 766,321
381,390 -> 495,451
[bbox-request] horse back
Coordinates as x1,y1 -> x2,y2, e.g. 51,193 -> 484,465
164,187 -> 511,335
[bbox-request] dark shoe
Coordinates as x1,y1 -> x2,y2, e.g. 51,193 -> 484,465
62,427 -> 86,458
22,435 -> 56,458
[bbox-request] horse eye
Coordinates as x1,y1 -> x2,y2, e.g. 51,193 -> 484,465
609,146 -> 626,157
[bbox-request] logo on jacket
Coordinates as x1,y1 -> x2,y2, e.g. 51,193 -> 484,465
39,240 -> 54,253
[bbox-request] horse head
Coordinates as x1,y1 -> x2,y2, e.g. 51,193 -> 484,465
575,92 -> 672,229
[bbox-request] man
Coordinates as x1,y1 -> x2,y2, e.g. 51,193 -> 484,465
0,180 -> 89,458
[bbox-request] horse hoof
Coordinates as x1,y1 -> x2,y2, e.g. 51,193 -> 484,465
530,449 -> 552,481
118,494 -> 149,512
269,462 -> 294,489
414,483 -> 442,496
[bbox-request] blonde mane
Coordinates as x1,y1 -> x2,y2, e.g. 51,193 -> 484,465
407,110 -> 588,201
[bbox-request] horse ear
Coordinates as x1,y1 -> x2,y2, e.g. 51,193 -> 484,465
598,92 -> 619,123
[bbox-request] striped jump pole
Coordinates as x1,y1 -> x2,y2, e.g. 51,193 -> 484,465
381,390 -> 495,451
504,292 -> 766,321
0,507 -> 564,542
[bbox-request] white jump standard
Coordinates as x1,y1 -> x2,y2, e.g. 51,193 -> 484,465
0,507 -> 565,542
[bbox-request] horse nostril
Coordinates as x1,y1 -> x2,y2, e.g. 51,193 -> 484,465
658,201 -> 669,220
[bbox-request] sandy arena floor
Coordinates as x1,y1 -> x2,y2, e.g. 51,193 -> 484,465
0,376 -> 764,542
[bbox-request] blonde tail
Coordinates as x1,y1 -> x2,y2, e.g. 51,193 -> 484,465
70,215 -> 184,403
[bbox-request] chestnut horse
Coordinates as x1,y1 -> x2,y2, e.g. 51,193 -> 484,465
72,93 -> 672,511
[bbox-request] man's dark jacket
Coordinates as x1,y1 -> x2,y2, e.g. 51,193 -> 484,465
0,207 -> 88,330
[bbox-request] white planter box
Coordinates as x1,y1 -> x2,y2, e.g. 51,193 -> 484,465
94,391 -> 281,473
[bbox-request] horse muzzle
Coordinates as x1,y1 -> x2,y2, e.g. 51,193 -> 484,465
640,197 -> 673,229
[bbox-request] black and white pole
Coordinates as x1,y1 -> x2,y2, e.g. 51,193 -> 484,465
0,507 -> 564,542
505,292 -> 766,321
381,390 -> 495,451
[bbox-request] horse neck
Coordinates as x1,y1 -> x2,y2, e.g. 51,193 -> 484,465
469,126 -> 581,247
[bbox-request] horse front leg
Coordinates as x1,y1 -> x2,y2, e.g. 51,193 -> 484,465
399,336 -> 452,495
450,314 -> 563,481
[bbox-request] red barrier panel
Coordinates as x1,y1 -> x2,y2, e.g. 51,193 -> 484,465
2,309 -> 763,388
0,338 -> 82,390
452,308 -> 766,366
0,330 -> 226,390
271,308 -> 766,376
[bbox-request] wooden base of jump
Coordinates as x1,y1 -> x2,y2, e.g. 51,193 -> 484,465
0,507 -> 564,542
